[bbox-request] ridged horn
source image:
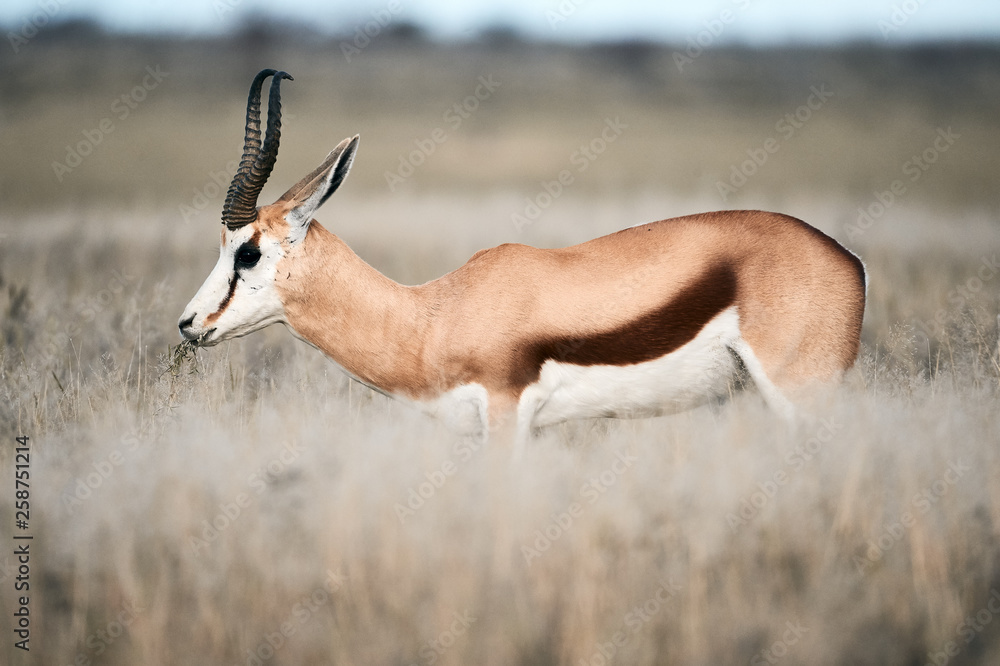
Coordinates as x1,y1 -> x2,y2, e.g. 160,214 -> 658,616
222,69 -> 294,231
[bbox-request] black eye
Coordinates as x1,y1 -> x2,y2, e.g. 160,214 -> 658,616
235,245 -> 261,269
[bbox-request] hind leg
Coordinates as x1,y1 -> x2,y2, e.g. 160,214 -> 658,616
512,384 -> 548,461
728,338 -> 796,420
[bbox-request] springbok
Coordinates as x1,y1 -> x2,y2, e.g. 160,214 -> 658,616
178,69 -> 866,453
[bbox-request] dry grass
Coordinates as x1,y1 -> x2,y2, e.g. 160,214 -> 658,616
2,34 -> 1000,665
1,192 -> 999,665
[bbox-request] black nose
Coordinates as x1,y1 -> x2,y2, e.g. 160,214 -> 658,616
178,314 -> 195,334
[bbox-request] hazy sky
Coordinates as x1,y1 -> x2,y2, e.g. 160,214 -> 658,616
2,0 -> 999,44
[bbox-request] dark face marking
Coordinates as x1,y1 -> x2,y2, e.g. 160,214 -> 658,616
509,263 -> 738,389
206,230 -> 263,325
205,275 -> 238,325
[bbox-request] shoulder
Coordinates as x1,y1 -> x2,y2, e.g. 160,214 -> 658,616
464,242 -> 538,266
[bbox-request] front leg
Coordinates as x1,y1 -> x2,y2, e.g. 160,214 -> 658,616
425,383 -> 490,443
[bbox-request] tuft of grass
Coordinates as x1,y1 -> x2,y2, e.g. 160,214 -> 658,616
163,340 -> 199,378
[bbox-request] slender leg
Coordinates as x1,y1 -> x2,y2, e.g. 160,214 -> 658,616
512,386 -> 544,461
473,387 -> 490,446
728,339 -> 795,421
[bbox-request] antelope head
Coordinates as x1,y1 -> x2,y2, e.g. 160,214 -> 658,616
178,69 -> 359,346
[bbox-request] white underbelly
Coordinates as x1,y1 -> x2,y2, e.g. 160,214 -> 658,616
521,306 -> 743,429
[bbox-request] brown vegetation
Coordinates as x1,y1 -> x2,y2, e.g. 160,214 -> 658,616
1,34 -> 999,665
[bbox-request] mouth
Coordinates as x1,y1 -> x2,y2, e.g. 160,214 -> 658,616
181,327 -> 217,346
195,328 -> 218,346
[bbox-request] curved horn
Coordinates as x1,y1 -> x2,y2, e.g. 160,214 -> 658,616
221,69 -> 272,227
223,69 -> 294,230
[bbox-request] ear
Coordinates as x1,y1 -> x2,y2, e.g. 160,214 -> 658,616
279,135 -> 359,236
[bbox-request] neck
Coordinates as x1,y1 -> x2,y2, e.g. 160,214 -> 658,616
276,221 -> 431,397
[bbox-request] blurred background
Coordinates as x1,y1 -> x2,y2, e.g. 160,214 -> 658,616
1,0 -> 999,220
3,3 -> 1000,665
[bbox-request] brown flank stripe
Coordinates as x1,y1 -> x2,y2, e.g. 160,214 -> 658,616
510,263 -> 738,388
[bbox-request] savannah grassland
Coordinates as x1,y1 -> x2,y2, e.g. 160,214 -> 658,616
2,29 -> 1000,665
